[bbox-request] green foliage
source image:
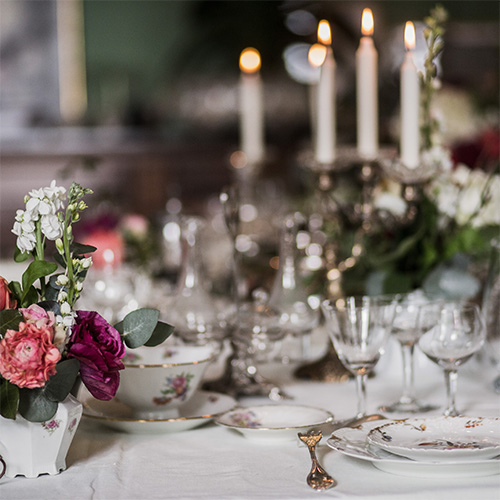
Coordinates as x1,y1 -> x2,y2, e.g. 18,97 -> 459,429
115,308 -> 174,348
44,359 -> 80,402
144,321 -> 175,347
0,380 -> 19,419
18,388 -> 58,422
13,247 -> 29,263
115,308 -> 159,348
420,4 -> 448,150
21,260 -> 58,304
0,309 -> 23,337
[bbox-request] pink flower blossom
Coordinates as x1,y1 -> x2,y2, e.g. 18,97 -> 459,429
0,277 -> 16,310
0,322 -> 61,388
20,304 -> 56,329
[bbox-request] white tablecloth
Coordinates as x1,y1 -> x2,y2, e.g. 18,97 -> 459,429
1,340 -> 500,500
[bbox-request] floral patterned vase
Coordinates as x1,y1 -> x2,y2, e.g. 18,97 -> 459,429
0,395 -> 82,478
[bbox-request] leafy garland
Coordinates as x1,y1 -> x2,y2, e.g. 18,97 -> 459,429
420,4 -> 448,150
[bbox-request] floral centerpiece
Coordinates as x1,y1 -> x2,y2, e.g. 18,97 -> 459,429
0,181 -> 173,425
355,5 -> 500,298
304,5 -> 499,300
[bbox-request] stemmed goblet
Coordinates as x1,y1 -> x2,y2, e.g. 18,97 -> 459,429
380,293 -> 438,413
321,296 -> 396,418
418,302 -> 485,416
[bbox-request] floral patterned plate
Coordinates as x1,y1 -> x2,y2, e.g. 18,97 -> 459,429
81,388 -> 236,434
367,416 -> 500,462
215,404 -> 334,442
327,420 -> 500,478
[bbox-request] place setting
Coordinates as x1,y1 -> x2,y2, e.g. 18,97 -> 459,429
78,343 -> 237,434
319,297 -> 500,479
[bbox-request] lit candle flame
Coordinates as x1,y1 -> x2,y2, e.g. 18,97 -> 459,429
308,43 -> 327,68
239,48 -> 261,73
361,8 -> 374,36
317,20 -> 332,45
404,21 -> 416,51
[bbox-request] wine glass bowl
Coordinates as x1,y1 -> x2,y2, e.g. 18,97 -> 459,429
417,302 -> 485,416
380,293 -> 440,413
321,296 -> 396,418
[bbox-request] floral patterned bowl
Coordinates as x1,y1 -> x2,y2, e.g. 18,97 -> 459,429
114,344 -> 214,417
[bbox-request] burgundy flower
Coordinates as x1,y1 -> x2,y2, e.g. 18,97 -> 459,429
67,310 -> 125,400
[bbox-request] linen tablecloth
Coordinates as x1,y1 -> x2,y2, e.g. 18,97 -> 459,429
2,341 -> 499,500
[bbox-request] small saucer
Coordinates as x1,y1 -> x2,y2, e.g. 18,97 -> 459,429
81,389 -> 236,434
215,404 -> 334,442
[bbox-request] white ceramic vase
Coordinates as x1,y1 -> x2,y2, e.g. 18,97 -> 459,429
0,394 -> 82,478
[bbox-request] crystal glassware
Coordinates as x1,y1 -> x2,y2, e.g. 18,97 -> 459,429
168,217 -> 229,352
418,302 -> 485,416
482,238 -> 500,393
268,213 -> 319,364
321,296 -> 396,418
380,292 -> 438,413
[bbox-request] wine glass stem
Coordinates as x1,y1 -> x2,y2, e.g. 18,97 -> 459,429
400,343 -> 416,403
444,369 -> 459,416
355,373 -> 367,418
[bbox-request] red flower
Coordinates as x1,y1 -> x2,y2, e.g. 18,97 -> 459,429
0,277 -> 17,311
67,311 -> 125,400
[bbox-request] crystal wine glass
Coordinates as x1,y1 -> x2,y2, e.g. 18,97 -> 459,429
418,302 -> 485,416
321,296 -> 396,418
380,292 -> 439,413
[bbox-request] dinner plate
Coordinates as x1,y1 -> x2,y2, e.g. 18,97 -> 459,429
367,416 -> 500,462
215,404 -> 334,442
327,420 -> 500,478
81,389 -> 236,434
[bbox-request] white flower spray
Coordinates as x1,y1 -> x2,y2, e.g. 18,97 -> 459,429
11,180 -> 93,327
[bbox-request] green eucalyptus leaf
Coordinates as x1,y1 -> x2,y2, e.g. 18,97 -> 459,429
18,387 -> 58,422
14,247 -> 30,263
45,359 -> 80,402
44,282 -> 61,302
8,281 -> 22,304
21,260 -> 58,301
0,380 -> 19,419
144,321 -> 175,347
71,242 -> 97,256
114,320 -> 124,335
37,300 -> 61,316
119,308 -> 160,349
0,309 -> 23,336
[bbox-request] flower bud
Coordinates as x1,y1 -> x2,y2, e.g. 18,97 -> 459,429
56,274 -> 69,286
60,301 -> 72,315
55,238 -> 64,254
82,257 -> 93,269
75,281 -> 83,292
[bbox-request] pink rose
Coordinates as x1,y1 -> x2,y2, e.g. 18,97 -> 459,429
20,304 -> 56,329
0,322 -> 61,388
0,277 -> 17,310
